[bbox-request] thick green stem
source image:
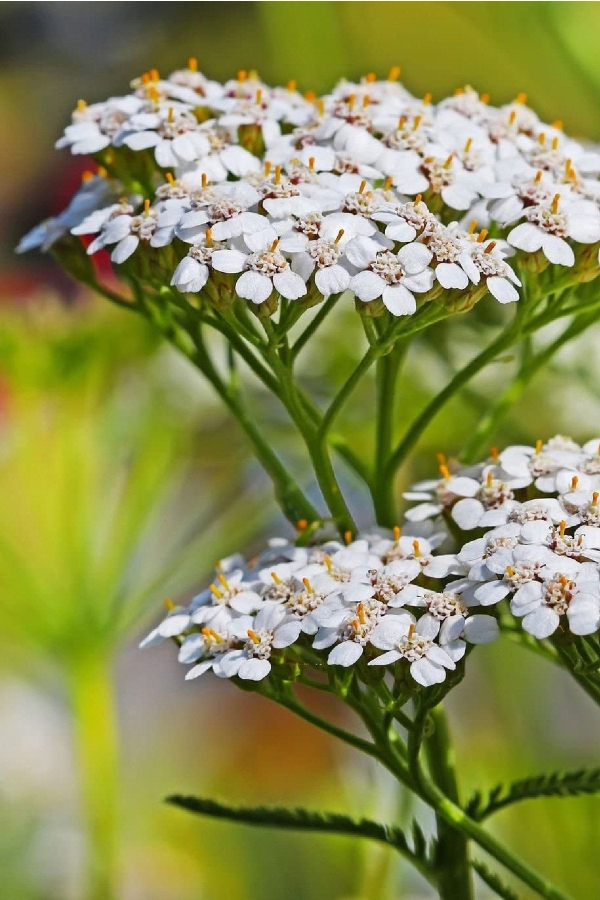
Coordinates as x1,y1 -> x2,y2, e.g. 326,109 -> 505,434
426,707 -> 474,900
68,651 -> 119,900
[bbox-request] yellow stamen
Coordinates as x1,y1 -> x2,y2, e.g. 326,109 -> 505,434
269,239 -> 280,253
210,583 -> 224,599
516,92 -> 527,104
398,115 -> 407,129
324,555 -> 333,573
571,475 -> 579,491
347,93 -> 356,111
255,89 -> 263,104
81,170 -> 94,183
205,228 -> 213,248
358,180 -> 367,194
506,566 -> 514,578
565,159 -> 572,175
464,138 -> 473,153
383,176 -> 393,191
76,99 -> 87,112
188,57 -> 198,72
247,629 -> 261,644
534,170 -> 543,183
217,573 -> 230,590
593,492 -> 599,506
334,228 -> 345,244
141,72 -> 151,85
490,445 -> 499,460
362,94 -> 370,108
147,86 -> 160,104
365,72 -> 376,84
393,525 -> 402,542
484,241 -> 497,253
412,540 -> 421,558
508,110 -> 517,126
344,530 -> 353,545
144,198 -> 151,215
96,166 -> 108,178
164,598 -> 175,610
357,603 -> 366,625
274,164 -> 282,185
454,88 -> 465,96
480,92 -> 490,104
439,463 -> 451,480
271,571 -> 282,585
551,193 -> 560,214
297,518 -> 308,531
166,172 -> 176,185
264,161 -> 272,177
201,172 -> 209,189
559,521 -> 566,538
407,623 -> 416,640
477,229 -> 489,243
287,79 -> 297,92
237,69 -> 247,82
535,438 -> 543,455
149,68 -> 160,82
388,65 -> 401,81
468,219 -> 478,234
308,156 -> 315,171
552,120 -> 563,131
486,471 -> 493,488
423,92 -> 432,104
317,99 -> 326,116
414,193 -> 423,205
304,90 -> 316,103
538,132 -> 546,146
412,115 -> 422,131
248,70 -> 259,81
302,577 -> 314,593
551,136 -> 559,150
167,107 -> 174,124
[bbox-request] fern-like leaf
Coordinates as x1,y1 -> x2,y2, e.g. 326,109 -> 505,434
466,768 -> 600,820
472,859 -> 521,900
167,795 -> 434,879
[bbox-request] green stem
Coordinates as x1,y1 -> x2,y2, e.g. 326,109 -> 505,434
373,340 -> 407,527
68,651 -> 119,900
426,706 -> 474,900
383,320 -> 520,482
290,293 -> 341,360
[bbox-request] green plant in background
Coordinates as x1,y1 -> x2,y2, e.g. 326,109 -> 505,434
18,51 -> 600,900
0,301 -> 267,900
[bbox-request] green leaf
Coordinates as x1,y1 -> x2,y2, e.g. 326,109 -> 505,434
472,859 -> 521,900
466,768 -> 600,820
166,795 -> 434,880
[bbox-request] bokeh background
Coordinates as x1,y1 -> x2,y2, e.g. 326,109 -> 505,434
2,3 -> 600,898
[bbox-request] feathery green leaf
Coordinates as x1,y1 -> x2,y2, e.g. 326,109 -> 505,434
466,768 -> 600,820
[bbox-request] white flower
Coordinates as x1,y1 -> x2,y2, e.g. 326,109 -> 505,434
369,615 -> 456,686
88,201 -> 169,263
121,108 -> 211,168
217,603 -> 302,681
458,240 -> 521,303
291,235 -> 351,297
190,569 -> 264,625
313,598 -> 387,666
347,240 -> 434,315
511,567 -> 600,638
212,234 -> 307,304
508,194 -> 600,267
171,233 -> 224,293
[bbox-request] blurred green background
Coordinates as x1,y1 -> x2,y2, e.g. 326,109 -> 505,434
1,3 -> 600,899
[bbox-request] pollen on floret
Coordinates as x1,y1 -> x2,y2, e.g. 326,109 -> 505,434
255,89 -> 263,105
334,228 -> 345,244
490,445 -> 499,460
237,69 -> 247,82
358,180 -> 367,194
484,241 -> 497,254
304,90 -> 316,103
77,99 -> 87,112
551,193 -> 560,214
205,228 -> 214,247
414,193 -> 423,205
324,555 -> 333,573
388,65 -> 401,81
506,565 -> 515,577
365,72 -> 376,83
439,463 -> 451,480
143,198 -> 151,215
393,525 -> 402,542
593,492 -> 599,506
535,439 -> 543,455
269,239 -> 280,253
468,219 -> 478,234
551,136 -> 560,150
271,571 -> 282,585
166,172 -> 176,185
274,164 -> 282,185
464,138 -> 473,153
188,57 -> 198,72
412,115 -> 422,131
357,602 -> 366,624
149,68 -> 160,82
559,520 -> 567,537
407,623 -> 416,640
302,577 -> 314,593
344,530 -> 353,545
538,132 -> 546,146
516,92 -> 527,104
553,120 -> 563,130
423,92 -> 432,104
218,573 -> 230,590
477,229 -> 489,243
383,176 -> 394,191
571,475 -> 579,491
412,540 -> 421,558
247,629 -> 261,644
486,471 -> 493,487
508,110 -> 517,126
535,170 -> 543,183
308,156 -> 315,171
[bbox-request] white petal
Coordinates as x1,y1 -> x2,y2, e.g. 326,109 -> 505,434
315,264 -> 350,297
382,284 -> 416,316
397,242 -> 432,274
463,614 -> 500,644
436,262 -> 469,290
411,657 -> 447,686
327,641 -> 364,666
111,234 -> 139,264
451,498 -> 485,530
273,269 -> 307,300
350,270 -> 385,302
487,276 -> 519,304
522,608 -> 560,639
211,248 -> 247,274
238,658 -> 272,680
542,235 -> 574,267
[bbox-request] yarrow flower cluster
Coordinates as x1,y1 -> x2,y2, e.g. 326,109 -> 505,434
405,435 -> 600,639
20,63 -> 600,315
141,529 -> 498,687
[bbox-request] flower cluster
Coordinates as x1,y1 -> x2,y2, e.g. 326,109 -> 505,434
405,435 -> 600,639
141,530 -> 499,687
20,63 -> 600,316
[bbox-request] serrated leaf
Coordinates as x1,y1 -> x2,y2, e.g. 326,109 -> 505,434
472,859 -> 521,900
166,795 -> 434,879
467,768 -> 600,820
